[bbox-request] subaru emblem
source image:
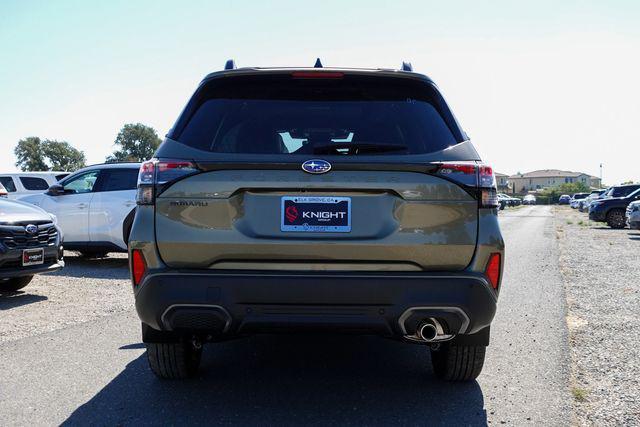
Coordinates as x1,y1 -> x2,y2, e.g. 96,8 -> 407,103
25,224 -> 38,235
301,159 -> 331,174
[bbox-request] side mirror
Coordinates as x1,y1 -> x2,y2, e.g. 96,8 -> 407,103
47,184 -> 65,196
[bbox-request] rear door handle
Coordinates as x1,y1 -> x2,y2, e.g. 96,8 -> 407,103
77,203 -> 88,209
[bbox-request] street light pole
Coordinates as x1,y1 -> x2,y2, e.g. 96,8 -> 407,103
600,163 -> 603,186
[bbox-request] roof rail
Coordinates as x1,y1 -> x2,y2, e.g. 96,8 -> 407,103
314,58 -> 323,68
224,59 -> 236,70
401,61 -> 413,72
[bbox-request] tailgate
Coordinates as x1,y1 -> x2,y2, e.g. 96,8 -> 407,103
155,169 -> 478,271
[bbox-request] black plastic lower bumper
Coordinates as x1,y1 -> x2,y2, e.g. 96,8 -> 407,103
589,210 -> 606,222
0,244 -> 63,279
135,270 -> 497,344
0,262 -> 64,279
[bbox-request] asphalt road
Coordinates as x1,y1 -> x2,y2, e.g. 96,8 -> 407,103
0,206 -> 571,426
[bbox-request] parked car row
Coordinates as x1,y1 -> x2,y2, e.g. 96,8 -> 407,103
497,193 -> 522,209
0,163 -> 140,292
0,172 -> 70,200
20,163 -> 139,257
567,184 -> 640,229
577,190 -> 607,212
569,193 -> 589,208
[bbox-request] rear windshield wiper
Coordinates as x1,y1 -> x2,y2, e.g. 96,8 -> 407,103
312,142 -> 409,155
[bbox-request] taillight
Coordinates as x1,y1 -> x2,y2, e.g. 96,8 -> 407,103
136,159 -> 200,205
131,249 -> 146,286
136,160 -> 155,205
434,162 -> 499,208
485,252 -> 501,290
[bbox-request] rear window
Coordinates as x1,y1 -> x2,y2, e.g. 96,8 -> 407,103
20,177 -> 49,190
0,177 -> 16,192
169,74 -> 464,156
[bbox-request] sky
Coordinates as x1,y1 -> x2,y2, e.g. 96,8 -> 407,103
1,0 -> 639,185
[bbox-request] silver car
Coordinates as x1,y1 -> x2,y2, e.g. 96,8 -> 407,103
626,200 -> 640,229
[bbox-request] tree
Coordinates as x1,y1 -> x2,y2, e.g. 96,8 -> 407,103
14,137 -> 48,171
107,123 -> 161,163
539,182 -> 591,203
42,140 -> 86,171
14,137 -> 86,171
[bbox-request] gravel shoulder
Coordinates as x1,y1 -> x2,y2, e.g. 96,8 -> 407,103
0,252 -> 133,343
554,206 -> 640,426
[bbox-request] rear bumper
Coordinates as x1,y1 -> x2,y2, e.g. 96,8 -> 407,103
134,270 -> 498,344
589,209 -> 606,222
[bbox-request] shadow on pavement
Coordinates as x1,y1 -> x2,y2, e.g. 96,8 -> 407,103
0,292 -> 47,310
64,335 -> 486,426
49,254 -> 129,280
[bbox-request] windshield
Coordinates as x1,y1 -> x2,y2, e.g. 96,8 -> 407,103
611,185 -> 640,197
169,74 -> 464,156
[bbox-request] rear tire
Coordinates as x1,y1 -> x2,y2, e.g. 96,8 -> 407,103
0,276 -> 33,293
430,344 -> 486,381
146,340 -> 202,379
606,209 -> 626,229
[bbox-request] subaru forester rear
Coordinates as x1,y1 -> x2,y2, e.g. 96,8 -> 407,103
129,62 -> 504,381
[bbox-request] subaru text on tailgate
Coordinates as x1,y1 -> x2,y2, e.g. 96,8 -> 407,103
129,61 -> 505,381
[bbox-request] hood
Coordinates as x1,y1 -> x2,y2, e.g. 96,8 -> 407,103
0,199 -> 52,224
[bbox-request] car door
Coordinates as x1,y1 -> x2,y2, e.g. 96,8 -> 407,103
39,170 -> 100,244
89,167 -> 138,249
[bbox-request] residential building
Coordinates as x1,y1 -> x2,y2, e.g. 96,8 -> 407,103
508,169 -> 602,193
494,172 -> 510,192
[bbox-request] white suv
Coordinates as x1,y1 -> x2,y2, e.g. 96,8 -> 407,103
20,163 -> 139,257
0,172 -> 70,200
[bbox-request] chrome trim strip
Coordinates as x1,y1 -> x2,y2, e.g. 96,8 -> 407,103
160,304 -> 232,333
398,306 -> 471,335
144,271 -> 489,285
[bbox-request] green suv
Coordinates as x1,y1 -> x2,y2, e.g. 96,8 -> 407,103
129,61 -> 504,381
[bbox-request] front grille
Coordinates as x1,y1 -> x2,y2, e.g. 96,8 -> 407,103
0,223 -> 57,250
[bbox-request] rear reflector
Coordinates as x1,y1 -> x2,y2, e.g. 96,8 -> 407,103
485,253 -> 501,289
132,250 -> 146,286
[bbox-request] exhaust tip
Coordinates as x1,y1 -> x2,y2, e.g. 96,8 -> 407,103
418,322 -> 438,342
